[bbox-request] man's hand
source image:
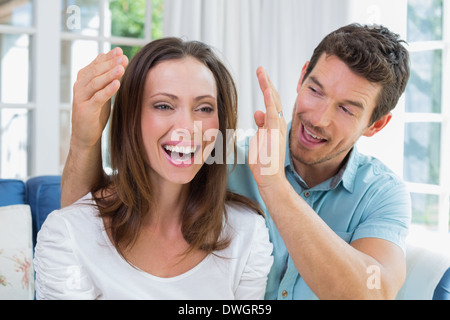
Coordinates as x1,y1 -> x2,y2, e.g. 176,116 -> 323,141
61,47 -> 128,207
249,67 -> 287,190
71,47 -> 129,150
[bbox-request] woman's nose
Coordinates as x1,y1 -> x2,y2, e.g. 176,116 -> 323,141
171,110 -> 202,141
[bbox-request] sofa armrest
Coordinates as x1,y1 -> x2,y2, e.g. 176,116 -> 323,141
433,268 -> 450,300
0,179 -> 26,206
396,243 -> 450,300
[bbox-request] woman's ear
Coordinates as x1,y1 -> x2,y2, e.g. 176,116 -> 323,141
363,113 -> 392,137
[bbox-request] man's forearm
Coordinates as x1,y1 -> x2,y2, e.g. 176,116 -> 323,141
60,48 -> 128,207
61,139 -> 105,207
258,179 -> 398,299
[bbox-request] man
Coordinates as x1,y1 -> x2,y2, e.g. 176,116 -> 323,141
230,24 -> 411,300
61,24 -> 411,299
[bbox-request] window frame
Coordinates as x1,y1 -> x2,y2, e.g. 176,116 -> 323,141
405,0 -> 450,233
0,14 -> 36,178
58,0 -> 155,173
0,0 -> 156,178
59,0 -> 155,109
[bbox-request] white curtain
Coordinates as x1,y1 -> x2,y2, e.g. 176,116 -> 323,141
162,0 -> 349,130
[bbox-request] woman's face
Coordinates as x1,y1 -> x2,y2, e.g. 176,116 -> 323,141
141,57 -> 220,186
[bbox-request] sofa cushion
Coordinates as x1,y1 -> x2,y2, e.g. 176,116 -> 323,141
0,205 -> 34,300
0,179 -> 26,206
26,176 -> 61,246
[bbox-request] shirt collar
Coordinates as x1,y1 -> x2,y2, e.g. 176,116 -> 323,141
285,122 -> 359,193
284,122 -> 293,168
331,147 -> 358,193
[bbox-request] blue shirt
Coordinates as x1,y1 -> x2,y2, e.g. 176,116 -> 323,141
227,124 -> 411,300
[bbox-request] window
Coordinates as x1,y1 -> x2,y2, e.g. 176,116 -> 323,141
59,0 -> 163,173
405,0 -> 449,232
0,0 -> 34,179
0,0 -> 162,179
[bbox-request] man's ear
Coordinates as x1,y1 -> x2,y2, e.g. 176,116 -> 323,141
297,61 -> 310,93
363,113 -> 392,137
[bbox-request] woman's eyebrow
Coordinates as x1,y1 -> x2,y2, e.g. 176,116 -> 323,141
150,92 -> 178,100
194,94 -> 217,102
150,93 -> 217,101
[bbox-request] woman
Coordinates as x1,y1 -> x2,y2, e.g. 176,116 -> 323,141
34,38 -> 273,300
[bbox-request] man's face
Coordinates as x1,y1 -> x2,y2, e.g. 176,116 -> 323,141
290,54 -> 384,173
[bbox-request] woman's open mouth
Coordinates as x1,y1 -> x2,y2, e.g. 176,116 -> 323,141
162,143 -> 201,167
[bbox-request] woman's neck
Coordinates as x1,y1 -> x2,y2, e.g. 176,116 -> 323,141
146,179 -> 189,231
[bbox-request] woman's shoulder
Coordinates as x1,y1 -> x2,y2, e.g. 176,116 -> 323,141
34,193 -> 101,300
225,201 -> 266,229
35,192 -> 105,264
40,193 -> 100,237
221,200 -> 273,292
223,201 -> 269,250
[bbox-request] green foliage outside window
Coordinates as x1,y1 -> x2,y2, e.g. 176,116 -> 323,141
109,0 -> 163,59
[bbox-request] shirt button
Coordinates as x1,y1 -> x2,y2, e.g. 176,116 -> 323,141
304,191 -> 311,198
282,290 -> 288,298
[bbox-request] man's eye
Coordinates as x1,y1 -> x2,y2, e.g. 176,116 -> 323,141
309,87 -> 320,95
340,106 -> 354,116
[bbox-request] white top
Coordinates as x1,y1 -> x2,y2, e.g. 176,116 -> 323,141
33,194 -> 273,300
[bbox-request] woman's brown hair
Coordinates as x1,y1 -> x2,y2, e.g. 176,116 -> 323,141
92,37 -> 261,258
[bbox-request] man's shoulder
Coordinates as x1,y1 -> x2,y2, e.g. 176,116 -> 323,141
354,151 -> 405,187
351,152 -> 411,218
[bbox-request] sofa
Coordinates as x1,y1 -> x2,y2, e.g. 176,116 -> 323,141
0,176 -> 61,300
0,175 -> 449,300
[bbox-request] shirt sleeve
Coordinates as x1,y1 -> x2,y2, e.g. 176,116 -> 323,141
351,177 -> 411,254
234,215 -> 274,300
33,211 -> 99,300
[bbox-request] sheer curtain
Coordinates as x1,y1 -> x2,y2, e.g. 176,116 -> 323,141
162,0 -> 349,130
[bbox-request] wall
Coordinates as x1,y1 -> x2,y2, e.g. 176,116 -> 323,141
347,0 -> 408,177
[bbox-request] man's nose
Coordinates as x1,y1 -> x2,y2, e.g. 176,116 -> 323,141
309,101 -> 334,128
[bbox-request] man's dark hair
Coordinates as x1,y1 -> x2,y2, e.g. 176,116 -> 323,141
304,23 -> 410,125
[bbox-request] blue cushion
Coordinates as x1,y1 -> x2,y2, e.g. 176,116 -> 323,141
0,179 -> 26,206
433,268 -> 450,300
26,176 -> 61,246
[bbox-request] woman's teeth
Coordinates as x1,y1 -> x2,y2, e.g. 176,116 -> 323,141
163,145 -> 196,161
163,145 -> 196,154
